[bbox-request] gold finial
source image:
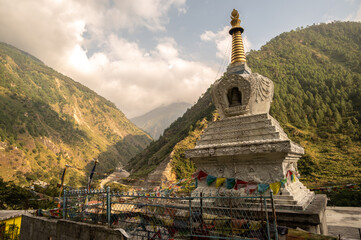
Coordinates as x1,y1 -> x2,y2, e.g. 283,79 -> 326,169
230,9 -> 241,27
229,9 -> 246,64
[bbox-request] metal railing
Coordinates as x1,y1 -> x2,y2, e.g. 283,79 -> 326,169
62,188 -> 278,240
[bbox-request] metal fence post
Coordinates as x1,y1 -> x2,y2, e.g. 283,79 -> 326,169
200,192 -> 203,227
263,196 -> 271,240
62,188 -> 66,219
270,191 -> 278,240
107,187 -> 111,227
189,198 -> 192,239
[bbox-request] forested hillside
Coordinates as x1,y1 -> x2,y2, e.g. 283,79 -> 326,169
247,21 -> 361,184
0,42 -> 152,186
127,21 -> 361,186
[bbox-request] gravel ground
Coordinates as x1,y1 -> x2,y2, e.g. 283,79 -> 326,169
326,207 -> 361,240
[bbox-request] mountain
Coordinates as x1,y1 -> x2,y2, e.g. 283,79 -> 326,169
0,42 -> 152,186
127,90 -> 214,179
126,21 -> 361,187
131,102 -> 192,140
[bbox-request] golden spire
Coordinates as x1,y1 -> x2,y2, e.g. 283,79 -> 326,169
229,9 -> 246,64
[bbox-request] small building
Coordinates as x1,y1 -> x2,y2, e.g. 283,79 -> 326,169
0,210 -> 34,239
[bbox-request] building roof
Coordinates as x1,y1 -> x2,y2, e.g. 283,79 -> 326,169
0,210 -> 35,221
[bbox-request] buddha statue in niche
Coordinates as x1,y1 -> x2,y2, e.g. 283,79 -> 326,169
227,87 -> 242,107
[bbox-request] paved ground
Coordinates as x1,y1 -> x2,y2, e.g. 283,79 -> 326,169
326,207 -> 361,239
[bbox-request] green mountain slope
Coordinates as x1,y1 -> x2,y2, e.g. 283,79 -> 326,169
131,102 -> 192,140
0,42 -> 152,186
127,21 -> 361,186
127,90 -> 214,178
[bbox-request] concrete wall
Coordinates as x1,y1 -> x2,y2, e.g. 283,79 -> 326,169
20,215 -> 126,240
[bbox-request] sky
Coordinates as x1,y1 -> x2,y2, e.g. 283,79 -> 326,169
0,0 -> 360,118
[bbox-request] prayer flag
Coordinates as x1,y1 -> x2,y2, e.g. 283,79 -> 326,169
197,170 -> 208,180
291,173 -> 296,182
280,178 -> 287,186
216,178 -> 226,188
226,178 -> 236,189
206,175 -> 217,186
234,180 -> 248,190
246,183 -> 258,194
257,184 -> 269,193
270,182 -> 281,195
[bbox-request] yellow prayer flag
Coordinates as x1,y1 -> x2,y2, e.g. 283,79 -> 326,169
270,182 -> 281,195
216,178 -> 226,188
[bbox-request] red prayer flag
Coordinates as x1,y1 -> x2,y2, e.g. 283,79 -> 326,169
234,180 -> 248,190
246,183 -> 257,194
197,170 -> 208,180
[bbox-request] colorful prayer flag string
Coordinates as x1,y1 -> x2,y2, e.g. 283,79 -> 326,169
191,170 -> 299,195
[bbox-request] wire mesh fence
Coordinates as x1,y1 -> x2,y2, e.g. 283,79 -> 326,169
62,189 -> 278,240
63,189 -> 109,224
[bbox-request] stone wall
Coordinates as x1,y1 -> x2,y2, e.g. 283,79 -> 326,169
20,215 -> 127,240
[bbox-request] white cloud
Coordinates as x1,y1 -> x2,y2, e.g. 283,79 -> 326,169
337,3 -> 361,22
0,0 -> 218,118
68,36 -> 215,117
200,26 -> 253,63
178,7 -> 187,16
354,4 -> 361,22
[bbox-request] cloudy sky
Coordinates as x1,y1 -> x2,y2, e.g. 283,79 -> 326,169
1,0 -> 360,118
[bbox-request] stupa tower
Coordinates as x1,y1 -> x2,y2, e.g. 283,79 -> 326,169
187,9 -> 322,211
186,9 -> 328,233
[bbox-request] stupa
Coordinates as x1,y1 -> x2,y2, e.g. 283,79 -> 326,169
186,9 -> 327,233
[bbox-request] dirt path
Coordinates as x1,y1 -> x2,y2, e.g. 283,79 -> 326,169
100,168 -> 130,189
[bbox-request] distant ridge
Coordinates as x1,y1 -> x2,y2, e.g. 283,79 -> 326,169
131,102 -> 191,139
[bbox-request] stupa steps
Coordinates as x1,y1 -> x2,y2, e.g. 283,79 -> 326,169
214,113 -> 270,124
209,113 -> 284,129
206,119 -> 274,132
255,194 -> 314,210
206,115 -> 287,134
200,125 -> 287,141
287,181 -> 312,194
196,132 -> 288,146
202,197 -> 309,211
192,201 -> 305,211
191,189 -> 313,210
285,185 -> 314,204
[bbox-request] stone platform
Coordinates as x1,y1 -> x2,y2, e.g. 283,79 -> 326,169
276,194 -> 328,235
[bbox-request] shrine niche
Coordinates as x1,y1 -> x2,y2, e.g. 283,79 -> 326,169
227,87 -> 242,107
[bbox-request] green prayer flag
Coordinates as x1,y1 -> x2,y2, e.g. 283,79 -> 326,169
226,178 -> 236,189
206,175 -> 217,186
